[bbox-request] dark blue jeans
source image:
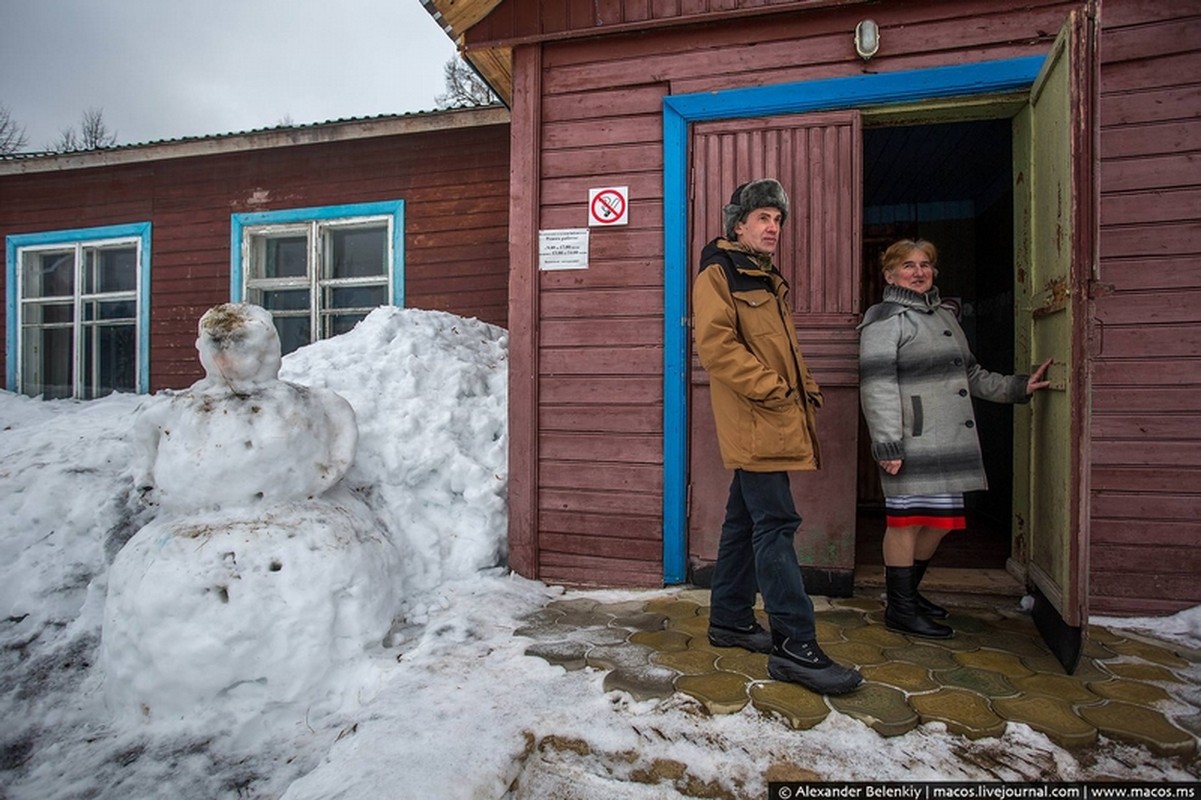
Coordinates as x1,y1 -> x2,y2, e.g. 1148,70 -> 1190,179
708,469 -> 816,641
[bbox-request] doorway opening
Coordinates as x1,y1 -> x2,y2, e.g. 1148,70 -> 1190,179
855,117 -> 1017,572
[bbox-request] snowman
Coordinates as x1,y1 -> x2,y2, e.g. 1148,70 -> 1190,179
102,303 -> 401,725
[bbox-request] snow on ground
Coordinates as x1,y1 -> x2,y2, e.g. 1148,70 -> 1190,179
0,306 -> 1197,800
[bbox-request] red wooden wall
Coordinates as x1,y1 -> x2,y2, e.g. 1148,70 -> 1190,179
1089,0 -> 1201,614
0,112 -> 510,392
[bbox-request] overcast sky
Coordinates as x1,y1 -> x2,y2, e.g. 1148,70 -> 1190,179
0,0 -> 460,151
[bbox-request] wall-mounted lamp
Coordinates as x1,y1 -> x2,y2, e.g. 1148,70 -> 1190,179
855,19 -> 880,60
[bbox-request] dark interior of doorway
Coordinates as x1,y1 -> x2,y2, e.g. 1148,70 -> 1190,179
856,118 -> 1015,570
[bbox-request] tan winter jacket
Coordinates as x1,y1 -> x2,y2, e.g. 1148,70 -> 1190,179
692,238 -> 822,472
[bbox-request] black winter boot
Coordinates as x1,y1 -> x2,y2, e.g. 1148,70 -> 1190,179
708,620 -> 772,653
884,566 -> 953,639
912,558 -> 949,619
767,631 -> 863,695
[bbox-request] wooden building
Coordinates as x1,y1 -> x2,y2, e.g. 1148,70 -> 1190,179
1,107 -> 510,395
427,0 -> 1200,656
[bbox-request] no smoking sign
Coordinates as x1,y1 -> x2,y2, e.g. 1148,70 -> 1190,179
588,186 -> 629,226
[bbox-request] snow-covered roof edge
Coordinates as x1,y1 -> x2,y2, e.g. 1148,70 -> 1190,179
0,105 -> 509,176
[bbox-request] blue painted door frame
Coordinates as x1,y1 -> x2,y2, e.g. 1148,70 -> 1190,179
660,56 -> 1046,584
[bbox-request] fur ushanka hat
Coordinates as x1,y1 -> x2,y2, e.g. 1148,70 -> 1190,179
722,179 -> 789,240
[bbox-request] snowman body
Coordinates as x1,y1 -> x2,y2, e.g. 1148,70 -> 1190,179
104,303 -> 399,724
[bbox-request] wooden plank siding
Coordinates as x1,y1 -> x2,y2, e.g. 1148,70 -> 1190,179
1090,0 -> 1201,615
507,0 -> 1083,588
1,117 -> 510,393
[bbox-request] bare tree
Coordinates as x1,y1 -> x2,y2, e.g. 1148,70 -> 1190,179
435,56 -> 498,109
0,103 -> 29,154
52,107 -> 118,152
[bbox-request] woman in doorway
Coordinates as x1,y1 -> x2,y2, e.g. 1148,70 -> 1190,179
858,238 -> 1052,638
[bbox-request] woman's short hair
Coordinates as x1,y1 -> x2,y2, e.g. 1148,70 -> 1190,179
880,239 -> 938,274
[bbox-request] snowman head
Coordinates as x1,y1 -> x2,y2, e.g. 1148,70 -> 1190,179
196,303 -> 282,390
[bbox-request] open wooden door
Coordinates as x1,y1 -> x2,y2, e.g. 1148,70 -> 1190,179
687,112 -> 862,587
1012,7 -> 1096,673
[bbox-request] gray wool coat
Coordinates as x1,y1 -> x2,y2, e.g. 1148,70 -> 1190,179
858,284 -> 1030,497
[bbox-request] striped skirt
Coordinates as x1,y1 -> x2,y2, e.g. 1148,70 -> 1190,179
885,493 -> 966,530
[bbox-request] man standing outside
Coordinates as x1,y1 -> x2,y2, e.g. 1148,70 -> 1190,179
692,179 -> 862,695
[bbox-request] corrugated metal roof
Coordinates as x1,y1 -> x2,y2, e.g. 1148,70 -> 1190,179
0,105 -> 509,175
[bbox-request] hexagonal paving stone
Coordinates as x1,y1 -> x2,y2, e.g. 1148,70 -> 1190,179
1011,673 -> 1102,705
954,649 -> 1034,679
645,597 -> 705,620
630,628 -> 691,652
919,631 -> 979,652
602,599 -> 652,615
1086,678 -> 1172,705
676,671 -> 751,714
884,642 -> 961,671
652,648 -> 720,675
750,682 -> 831,729
843,624 -> 909,649
525,640 -> 590,670
520,607 -> 566,626
603,664 -> 680,701
586,642 -> 654,671
815,620 -> 845,644
991,694 -> 1098,748
548,598 -> 599,614
935,666 -> 1019,698
820,609 -> 873,630
1082,638 -> 1119,661
940,613 -> 993,635
829,682 -> 920,737
667,614 -> 710,639
970,631 -> 1051,659
832,596 -> 884,613
861,661 -> 939,693
911,687 -> 1008,739
1078,700 -> 1197,757
716,652 -> 771,681
823,640 -> 888,667
1101,661 -> 1186,684
610,611 -> 669,632
1106,638 -> 1192,668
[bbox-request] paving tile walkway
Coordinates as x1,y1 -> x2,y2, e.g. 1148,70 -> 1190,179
517,589 -> 1201,761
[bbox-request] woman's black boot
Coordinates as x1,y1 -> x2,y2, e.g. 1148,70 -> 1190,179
885,566 -> 953,638
912,558 -> 949,619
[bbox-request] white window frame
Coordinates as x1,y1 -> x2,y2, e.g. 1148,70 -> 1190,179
5,223 -> 151,398
230,201 -> 404,354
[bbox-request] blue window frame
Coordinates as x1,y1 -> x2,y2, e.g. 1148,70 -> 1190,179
6,222 -> 151,399
660,56 -> 1046,583
230,200 -> 405,355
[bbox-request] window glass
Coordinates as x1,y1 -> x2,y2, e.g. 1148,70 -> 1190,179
275,317 -> 311,355
241,210 -> 394,356
22,250 -> 74,298
264,235 -> 308,279
328,227 -> 386,279
21,327 -> 73,399
259,288 -> 311,312
15,232 -> 143,400
82,324 -> 136,399
328,284 -> 386,310
84,245 -> 137,293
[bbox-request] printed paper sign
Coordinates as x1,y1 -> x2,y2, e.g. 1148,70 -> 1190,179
538,228 -> 589,270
